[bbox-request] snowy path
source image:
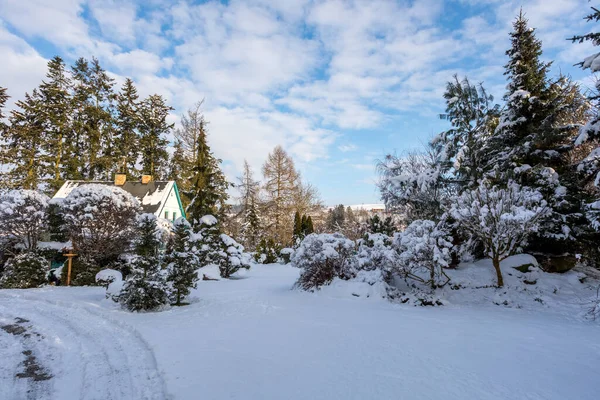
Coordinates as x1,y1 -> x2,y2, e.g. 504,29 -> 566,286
0,292 -> 168,400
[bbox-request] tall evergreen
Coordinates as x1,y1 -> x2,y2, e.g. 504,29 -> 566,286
39,56 -> 73,191
183,105 -> 229,225
138,94 -> 172,179
2,91 -> 46,189
237,160 -> 261,249
167,139 -> 187,182
437,75 -> 499,188
293,211 -> 302,241
0,87 -> 8,132
114,78 -> 140,175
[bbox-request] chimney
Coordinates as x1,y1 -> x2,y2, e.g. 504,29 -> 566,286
115,173 -> 126,186
141,175 -> 153,184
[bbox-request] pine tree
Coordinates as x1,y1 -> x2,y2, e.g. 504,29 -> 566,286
166,218 -> 198,305
114,78 -> 140,175
70,57 -> 115,180
39,56 -> 73,191
138,94 -> 171,179
437,75 -> 499,188
182,105 -> 229,225
1,91 -> 46,189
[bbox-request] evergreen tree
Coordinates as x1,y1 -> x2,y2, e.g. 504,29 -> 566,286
70,57 -> 115,180
38,56 -> 72,191
166,218 -> 198,305
183,105 -> 229,224
167,139 -> 187,182
305,216 -> 314,235
486,11 -> 553,180
0,87 -> 8,133
114,78 -> 140,175
0,252 -> 49,289
368,215 -> 395,236
437,75 -> 499,188
293,211 -> 302,241
138,94 -> 171,179
119,214 -> 170,312
237,160 -> 261,249
1,91 -> 46,189
326,204 -> 346,231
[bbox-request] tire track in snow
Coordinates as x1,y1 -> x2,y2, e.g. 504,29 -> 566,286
0,293 -> 169,400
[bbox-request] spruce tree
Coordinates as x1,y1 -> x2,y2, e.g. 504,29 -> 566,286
306,216 -> 314,235
114,78 -> 140,175
166,218 -> 198,305
119,214 -> 170,312
241,197 -> 261,250
39,56 -> 73,191
167,140 -> 187,182
183,106 -> 229,225
0,87 -> 8,133
138,94 -> 172,179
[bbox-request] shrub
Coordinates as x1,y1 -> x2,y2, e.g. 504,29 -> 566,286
118,257 -> 170,312
0,252 -> 49,289
0,190 -> 49,251
292,233 -> 356,290
254,238 -> 279,264
356,233 -> 399,282
394,220 -> 453,289
61,184 -> 140,267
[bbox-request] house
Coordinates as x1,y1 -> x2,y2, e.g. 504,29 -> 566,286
52,174 -> 186,222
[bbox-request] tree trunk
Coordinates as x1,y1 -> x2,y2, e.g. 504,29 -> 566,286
492,257 -> 504,287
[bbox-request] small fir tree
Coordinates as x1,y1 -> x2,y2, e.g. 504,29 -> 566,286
0,252 -> 49,289
166,218 -> 199,305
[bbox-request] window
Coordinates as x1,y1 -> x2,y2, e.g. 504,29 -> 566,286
164,211 -> 169,219
172,212 -> 176,221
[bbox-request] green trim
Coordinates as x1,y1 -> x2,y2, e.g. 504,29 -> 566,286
173,182 -> 187,219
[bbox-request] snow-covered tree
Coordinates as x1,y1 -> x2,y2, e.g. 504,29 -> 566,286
191,215 -> 250,278
448,184 -> 549,287
119,214 -> 170,312
292,233 -> 356,290
356,233 -> 400,282
394,220 -> 453,289
237,160 -> 262,250
61,184 -> 140,266
0,252 -> 49,289
166,218 -> 199,305
377,146 -> 454,224
0,190 -> 49,252
368,214 -> 395,236
437,75 -> 499,188
254,237 -> 279,264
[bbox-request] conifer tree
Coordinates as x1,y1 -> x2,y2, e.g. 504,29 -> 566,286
437,75 -> 499,188
167,140 -> 187,182
306,216 -> 314,235
293,211 -> 302,241
138,94 -> 171,179
70,57 -> 115,180
119,214 -> 170,312
1,91 -> 46,189
39,56 -> 73,190
114,78 -> 140,175
0,87 -> 8,133
182,105 -> 229,225
241,197 -> 262,250
236,160 -> 261,248
166,218 -> 198,305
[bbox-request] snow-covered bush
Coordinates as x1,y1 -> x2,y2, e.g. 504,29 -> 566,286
253,238 -> 279,264
61,184 -> 140,266
118,258 -> 170,312
165,218 -> 199,305
279,247 -> 294,264
292,233 -> 356,291
118,214 -> 169,311
0,252 -> 49,289
191,215 -> 251,278
95,269 -> 123,288
0,190 -> 49,251
394,220 -> 453,289
449,183 -> 549,287
356,233 -> 399,282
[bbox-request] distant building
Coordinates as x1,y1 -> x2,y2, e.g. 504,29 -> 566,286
52,174 -> 186,222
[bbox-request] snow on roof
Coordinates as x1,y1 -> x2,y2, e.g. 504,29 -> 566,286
53,180 -> 176,216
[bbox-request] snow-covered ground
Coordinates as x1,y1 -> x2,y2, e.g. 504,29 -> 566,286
1,261 -> 599,400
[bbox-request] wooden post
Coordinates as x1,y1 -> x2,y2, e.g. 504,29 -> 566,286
62,252 -> 78,286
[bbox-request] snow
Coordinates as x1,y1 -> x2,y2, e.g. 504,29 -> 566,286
95,269 -> 123,285
199,214 -> 218,226
1,263 -> 599,400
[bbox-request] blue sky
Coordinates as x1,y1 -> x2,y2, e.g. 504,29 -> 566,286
0,0 -> 596,205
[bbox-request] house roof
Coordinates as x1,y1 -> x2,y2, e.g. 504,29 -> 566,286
53,180 -> 183,216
